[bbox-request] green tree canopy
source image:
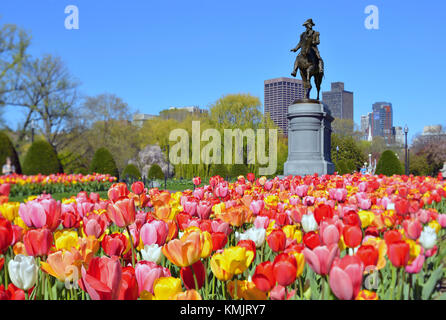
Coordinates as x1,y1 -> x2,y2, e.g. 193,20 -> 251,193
375,150 -> 404,176
23,140 -> 63,175
89,147 -> 119,178
0,131 -> 21,174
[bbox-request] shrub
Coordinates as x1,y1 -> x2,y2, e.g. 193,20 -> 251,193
0,131 -> 21,174
375,150 -> 404,176
122,164 -> 141,180
90,147 -> 119,179
229,164 -> 249,178
22,140 -> 63,175
335,159 -> 349,175
148,164 -> 164,180
210,163 -> 228,178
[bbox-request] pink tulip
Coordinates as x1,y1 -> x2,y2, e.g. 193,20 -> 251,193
140,220 -> 168,246
269,284 -> 296,300
135,261 -> 170,294
303,245 -> 339,276
192,188 -> 204,200
329,255 -> 364,300
358,182 -> 367,192
402,219 -> 422,240
438,214 -> 446,228
405,254 -> 425,274
90,192 -> 100,203
249,200 -> 264,215
183,201 -> 198,216
295,185 -> 308,197
83,214 -> 109,238
211,220 -> 231,236
264,181 -> 273,191
320,222 -> 340,246
19,198 -> 61,231
303,196 -> 315,206
417,210 -> 430,224
197,201 -> 212,220
214,184 -> 228,198
330,188 -> 347,202
254,216 -> 270,229
358,198 -> 372,210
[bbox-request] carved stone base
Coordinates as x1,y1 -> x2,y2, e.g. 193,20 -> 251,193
283,101 -> 335,176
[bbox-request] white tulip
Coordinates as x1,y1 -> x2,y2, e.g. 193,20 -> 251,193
301,213 -> 318,233
235,227 -> 266,248
141,244 -> 163,264
419,226 -> 437,250
8,254 -> 38,291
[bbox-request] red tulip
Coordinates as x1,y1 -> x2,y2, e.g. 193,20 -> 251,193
108,183 -> 130,203
211,232 -> 227,251
79,256 -> 122,300
303,245 -> 339,276
180,260 -> 205,290
273,253 -> 297,287
83,213 -> 109,238
267,229 -> 286,252
314,204 -> 334,224
106,198 -> 136,228
395,198 -> 409,216
252,261 -> 275,292
131,182 -> 145,195
342,225 -> 362,248
192,177 -> 201,186
343,211 -> 361,227
0,283 -> 26,300
402,219 -> 422,240
356,245 -> 379,268
384,229 -> 402,245
237,239 -> 256,260
23,228 -> 53,257
303,231 -> 321,250
388,241 -> 410,268
0,217 -> 13,254
329,255 -> 364,300
247,173 -> 255,183
102,233 -> 128,257
118,266 -> 139,300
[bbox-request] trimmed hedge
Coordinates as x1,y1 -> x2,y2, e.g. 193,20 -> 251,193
148,164 -> 164,180
22,140 -> 63,175
122,164 -> 141,180
90,147 -> 119,179
335,159 -> 349,175
375,150 -> 404,176
210,163 -> 228,178
0,131 -> 21,174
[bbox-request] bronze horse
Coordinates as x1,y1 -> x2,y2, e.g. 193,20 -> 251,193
291,19 -> 324,100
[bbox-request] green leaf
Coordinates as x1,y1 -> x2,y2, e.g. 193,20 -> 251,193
433,291 -> 446,300
422,264 -> 444,300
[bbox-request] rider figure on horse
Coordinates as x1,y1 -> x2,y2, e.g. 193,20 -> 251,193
291,18 -> 324,76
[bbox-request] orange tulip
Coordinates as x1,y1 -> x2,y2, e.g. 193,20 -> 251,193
41,250 -> 82,282
227,280 -> 267,300
73,236 -> 100,267
162,230 -> 202,267
171,289 -> 202,300
217,205 -> 252,227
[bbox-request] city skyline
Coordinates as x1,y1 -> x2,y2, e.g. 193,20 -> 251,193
1,0 -> 446,143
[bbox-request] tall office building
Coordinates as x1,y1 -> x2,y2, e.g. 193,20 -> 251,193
372,102 -> 393,143
264,77 -> 305,136
321,82 -> 354,120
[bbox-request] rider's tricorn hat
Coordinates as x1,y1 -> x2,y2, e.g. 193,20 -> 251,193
302,18 -> 315,27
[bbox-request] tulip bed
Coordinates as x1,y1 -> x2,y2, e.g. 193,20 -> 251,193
1,173 -> 446,300
0,173 -> 117,198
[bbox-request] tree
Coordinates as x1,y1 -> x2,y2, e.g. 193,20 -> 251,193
5,54 -> 79,151
229,164 -> 248,178
0,23 -> 30,127
410,132 -> 446,176
22,140 -> 63,175
331,134 -> 366,171
210,164 -> 228,178
375,150 -> 403,176
148,164 -> 164,180
89,147 -> 119,178
122,163 -> 141,180
409,152 -> 432,176
0,131 -> 21,173
209,93 -> 262,128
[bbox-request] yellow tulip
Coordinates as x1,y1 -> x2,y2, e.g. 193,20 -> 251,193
282,225 -> 302,243
151,277 -> 182,300
289,251 -> 306,278
54,230 -> 80,251
358,210 -> 375,229
428,220 -> 441,234
210,246 -> 254,281
0,202 -> 20,222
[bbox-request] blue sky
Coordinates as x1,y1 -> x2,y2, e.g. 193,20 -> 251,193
1,0 -> 445,142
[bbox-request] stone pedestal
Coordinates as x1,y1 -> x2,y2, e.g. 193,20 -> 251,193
284,99 -> 335,176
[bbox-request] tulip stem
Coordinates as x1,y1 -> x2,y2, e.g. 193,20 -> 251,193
390,266 -> 397,300
25,290 -> 29,300
234,278 -> 238,300
299,277 -> 304,300
211,274 -> 215,299
126,226 -> 135,267
222,281 -> 226,300
191,266 -> 199,291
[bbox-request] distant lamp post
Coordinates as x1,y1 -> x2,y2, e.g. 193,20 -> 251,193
404,125 -> 409,175
31,119 -> 36,143
162,145 -> 170,190
336,145 -> 339,162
